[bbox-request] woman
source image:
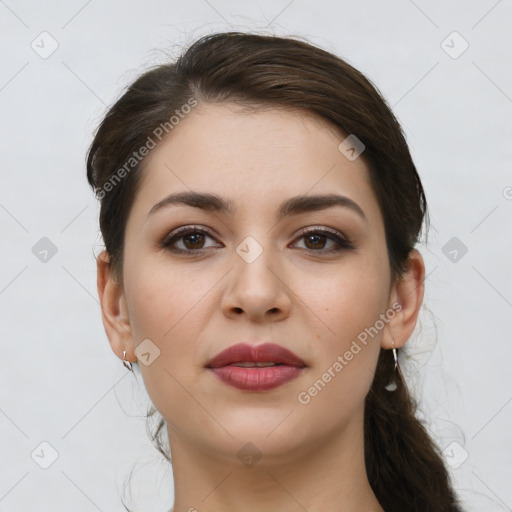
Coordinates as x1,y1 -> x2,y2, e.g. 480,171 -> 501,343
87,31 -> 463,511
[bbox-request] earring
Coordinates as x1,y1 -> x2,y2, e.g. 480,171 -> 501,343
385,337 -> 399,392
122,350 -> 133,371
392,346 -> 398,372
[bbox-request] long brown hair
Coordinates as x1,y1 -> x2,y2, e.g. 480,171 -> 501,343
87,31 -> 463,511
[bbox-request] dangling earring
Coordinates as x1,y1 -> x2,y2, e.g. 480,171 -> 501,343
385,337 -> 399,392
122,350 -> 133,371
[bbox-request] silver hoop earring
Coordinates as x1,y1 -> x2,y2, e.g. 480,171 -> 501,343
122,350 -> 133,372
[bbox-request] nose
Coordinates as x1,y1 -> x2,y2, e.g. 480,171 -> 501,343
220,242 -> 292,323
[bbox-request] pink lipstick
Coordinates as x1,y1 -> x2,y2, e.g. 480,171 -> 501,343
205,342 -> 306,391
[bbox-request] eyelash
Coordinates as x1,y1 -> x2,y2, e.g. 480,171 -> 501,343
159,225 -> 355,255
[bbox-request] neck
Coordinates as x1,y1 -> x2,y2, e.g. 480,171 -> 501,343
167,408 -> 383,512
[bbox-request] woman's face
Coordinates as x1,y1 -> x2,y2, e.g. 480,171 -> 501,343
113,102 -> 398,463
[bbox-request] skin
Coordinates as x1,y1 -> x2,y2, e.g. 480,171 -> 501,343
96,102 -> 425,512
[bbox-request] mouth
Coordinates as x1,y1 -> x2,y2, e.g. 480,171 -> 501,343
226,361 -> 286,367
205,342 -> 307,391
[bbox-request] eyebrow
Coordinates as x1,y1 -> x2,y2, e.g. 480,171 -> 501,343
147,191 -> 367,222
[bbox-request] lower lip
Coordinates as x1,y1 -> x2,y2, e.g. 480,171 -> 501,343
209,365 -> 304,391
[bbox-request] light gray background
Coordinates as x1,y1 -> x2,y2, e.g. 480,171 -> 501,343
1,1 -> 511,511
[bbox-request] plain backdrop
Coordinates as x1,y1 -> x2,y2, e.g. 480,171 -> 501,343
1,1 -> 511,511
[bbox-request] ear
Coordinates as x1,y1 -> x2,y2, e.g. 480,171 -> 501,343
381,248 -> 425,350
96,250 -> 136,363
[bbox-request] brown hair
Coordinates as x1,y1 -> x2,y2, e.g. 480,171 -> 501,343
87,31 -> 463,511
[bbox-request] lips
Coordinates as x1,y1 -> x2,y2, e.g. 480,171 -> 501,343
205,342 -> 306,369
205,342 -> 307,391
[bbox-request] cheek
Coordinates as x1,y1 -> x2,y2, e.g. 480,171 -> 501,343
123,263 -> 210,405
300,254 -> 388,396
295,279 -> 386,432
309,255 -> 389,343
125,259 -> 209,342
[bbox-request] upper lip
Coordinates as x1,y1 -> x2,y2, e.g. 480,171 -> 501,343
205,342 -> 306,368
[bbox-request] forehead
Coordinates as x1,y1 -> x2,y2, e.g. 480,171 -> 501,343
128,102 -> 382,228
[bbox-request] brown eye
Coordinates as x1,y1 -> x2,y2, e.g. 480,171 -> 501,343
292,227 -> 354,253
303,233 -> 329,250
160,225 -> 354,256
161,226 -> 221,254
181,232 -> 206,250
